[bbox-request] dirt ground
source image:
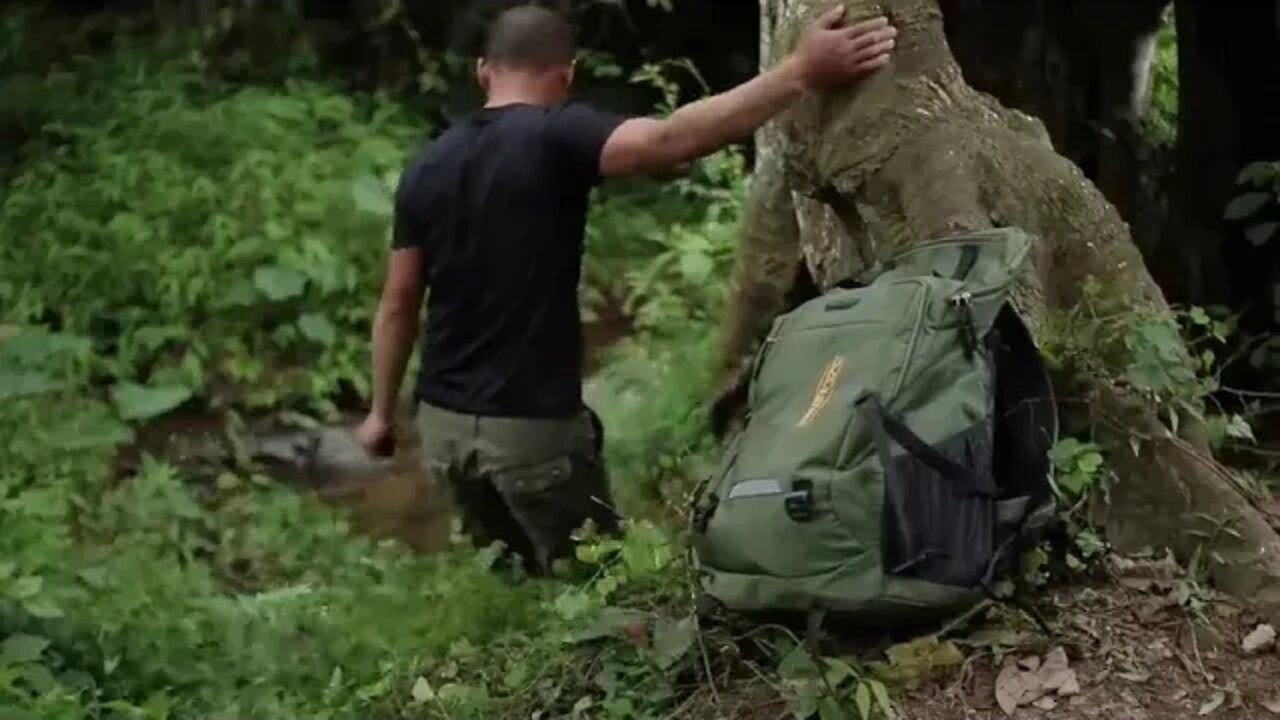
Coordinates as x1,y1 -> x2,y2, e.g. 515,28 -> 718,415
669,547 -> 1280,720
865,550 -> 1280,720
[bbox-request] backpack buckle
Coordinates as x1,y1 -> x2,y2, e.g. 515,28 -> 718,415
784,480 -> 815,522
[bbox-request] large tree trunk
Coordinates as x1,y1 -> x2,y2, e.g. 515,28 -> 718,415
715,0 -> 1280,619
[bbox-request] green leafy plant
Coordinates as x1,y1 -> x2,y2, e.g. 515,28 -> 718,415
775,643 -> 899,720
0,45 -> 420,417
1224,161 -> 1280,247
583,56 -> 746,344
1040,277 -> 1231,432
1047,438 -> 1111,574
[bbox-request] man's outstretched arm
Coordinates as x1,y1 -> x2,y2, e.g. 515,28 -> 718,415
599,7 -> 896,177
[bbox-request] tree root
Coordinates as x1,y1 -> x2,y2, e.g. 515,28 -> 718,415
1086,388 -> 1280,620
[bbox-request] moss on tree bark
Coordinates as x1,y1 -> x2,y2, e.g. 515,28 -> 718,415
715,0 -> 1280,617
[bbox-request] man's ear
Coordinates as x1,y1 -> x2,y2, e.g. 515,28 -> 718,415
476,58 -> 491,90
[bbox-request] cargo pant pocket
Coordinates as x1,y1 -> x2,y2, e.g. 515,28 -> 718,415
491,451 -> 620,572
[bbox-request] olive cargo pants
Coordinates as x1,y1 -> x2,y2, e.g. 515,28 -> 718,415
416,401 -> 621,575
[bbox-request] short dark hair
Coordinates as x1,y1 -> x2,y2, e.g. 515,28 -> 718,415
483,5 -> 577,69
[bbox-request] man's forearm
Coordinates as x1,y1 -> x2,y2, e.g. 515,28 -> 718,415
657,59 -> 807,166
369,302 -> 419,421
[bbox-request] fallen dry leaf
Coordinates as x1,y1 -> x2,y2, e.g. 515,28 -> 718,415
1108,554 -> 1138,574
995,660 -> 1037,715
1038,647 -> 1072,691
993,646 -> 1081,714
1108,550 -> 1181,580
1058,673 -> 1082,697
1116,669 -> 1152,684
1137,595 -> 1179,623
1242,624 -> 1277,655
1199,690 -> 1226,716
1120,577 -> 1174,594
1033,696 -> 1058,711
1262,697 -> 1280,715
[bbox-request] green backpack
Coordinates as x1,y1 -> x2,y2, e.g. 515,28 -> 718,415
691,228 -> 1058,627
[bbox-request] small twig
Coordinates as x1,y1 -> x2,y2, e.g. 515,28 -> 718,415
743,658 -> 786,694
1214,334 -> 1272,380
693,614 -> 722,710
659,689 -> 703,720
948,649 -> 986,698
1185,619 -> 1214,684
937,599 -> 994,639
683,545 -> 722,710
1220,385 -> 1280,401
1224,444 -> 1280,459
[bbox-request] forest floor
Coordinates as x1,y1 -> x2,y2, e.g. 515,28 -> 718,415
663,553 -> 1280,720
288,442 -> 1280,718
893,569 -> 1280,720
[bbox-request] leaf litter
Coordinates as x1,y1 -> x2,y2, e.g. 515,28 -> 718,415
860,550 -> 1280,720
1242,624 -> 1276,655
994,646 -> 1081,715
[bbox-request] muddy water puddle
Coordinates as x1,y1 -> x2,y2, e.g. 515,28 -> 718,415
307,420 -> 454,554
254,410 -> 459,553
114,300 -> 635,554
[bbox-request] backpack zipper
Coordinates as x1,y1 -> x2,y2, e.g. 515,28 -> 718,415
886,230 -> 1030,264
746,325 -> 783,408
950,291 -> 978,359
890,278 -> 931,398
883,233 -> 1030,289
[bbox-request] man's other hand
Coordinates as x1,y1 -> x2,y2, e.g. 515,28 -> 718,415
356,412 -> 397,458
790,6 -> 897,91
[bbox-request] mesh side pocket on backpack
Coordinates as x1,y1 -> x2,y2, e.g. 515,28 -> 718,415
859,398 -> 997,588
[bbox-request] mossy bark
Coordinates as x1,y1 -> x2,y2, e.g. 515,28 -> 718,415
715,0 -> 1280,617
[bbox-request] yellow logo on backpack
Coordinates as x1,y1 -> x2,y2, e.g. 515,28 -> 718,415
797,355 -> 844,427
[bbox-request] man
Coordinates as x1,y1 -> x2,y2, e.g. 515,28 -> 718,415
356,4 -> 896,575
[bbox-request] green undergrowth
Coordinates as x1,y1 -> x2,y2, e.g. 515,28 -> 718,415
0,329 -> 682,719
3,327 -> 893,720
586,328 -> 724,519
0,338 -> 933,720
0,38 -> 421,419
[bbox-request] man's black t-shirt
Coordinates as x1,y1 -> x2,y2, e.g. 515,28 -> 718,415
392,102 -> 627,419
